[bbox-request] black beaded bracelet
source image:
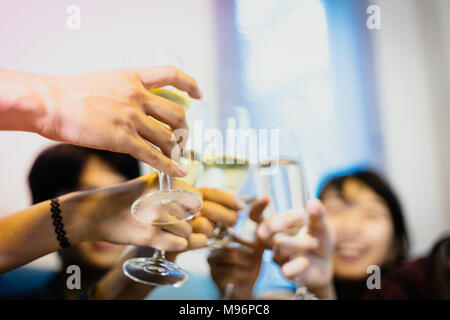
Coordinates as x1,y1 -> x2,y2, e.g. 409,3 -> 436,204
50,198 -> 71,248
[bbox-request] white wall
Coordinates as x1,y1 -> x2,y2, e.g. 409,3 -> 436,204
373,0 -> 450,255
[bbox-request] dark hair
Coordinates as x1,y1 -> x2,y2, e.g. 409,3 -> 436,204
28,144 -> 140,204
317,168 -> 409,263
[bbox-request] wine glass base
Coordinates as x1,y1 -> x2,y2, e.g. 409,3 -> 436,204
293,286 -> 318,300
123,257 -> 189,287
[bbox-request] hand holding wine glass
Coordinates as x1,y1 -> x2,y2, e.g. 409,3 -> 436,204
252,199 -> 335,299
75,173 -> 202,251
2,66 -> 202,177
254,129 -> 322,299
207,197 -> 269,300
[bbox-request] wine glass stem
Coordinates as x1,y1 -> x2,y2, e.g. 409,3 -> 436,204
294,280 -> 317,300
153,249 -> 166,261
158,171 -> 172,192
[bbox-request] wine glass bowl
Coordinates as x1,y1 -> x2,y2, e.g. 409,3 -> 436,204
131,189 -> 202,225
123,188 -> 202,287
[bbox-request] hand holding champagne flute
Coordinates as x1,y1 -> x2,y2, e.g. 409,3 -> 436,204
121,51 -> 206,287
255,129 -> 318,299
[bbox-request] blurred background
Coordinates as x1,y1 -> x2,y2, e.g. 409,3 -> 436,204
0,0 -> 449,296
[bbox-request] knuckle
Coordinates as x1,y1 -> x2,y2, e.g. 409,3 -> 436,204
144,232 -> 155,247
201,200 -> 211,213
281,265 -> 292,279
119,85 -> 143,101
124,107 -> 141,123
117,118 -> 135,132
197,234 -> 208,246
166,132 -> 178,149
175,238 -> 188,251
266,221 -> 276,235
172,107 -> 186,128
166,65 -> 178,81
184,223 -> 193,237
137,146 -> 158,164
114,123 -> 136,147
228,210 -> 238,225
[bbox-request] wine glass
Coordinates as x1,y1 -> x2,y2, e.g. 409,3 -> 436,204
255,129 -> 317,300
145,46 -> 207,188
196,106 -> 252,248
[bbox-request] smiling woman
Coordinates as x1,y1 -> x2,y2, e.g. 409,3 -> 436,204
318,169 -> 409,299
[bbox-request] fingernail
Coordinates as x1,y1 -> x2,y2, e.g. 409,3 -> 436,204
177,165 -> 188,177
237,199 -> 246,210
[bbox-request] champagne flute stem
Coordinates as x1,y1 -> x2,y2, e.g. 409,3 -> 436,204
152,249 -> 166,261
158,170 -> 172,192
166,174 -> 172,191
158,170 -> 165,191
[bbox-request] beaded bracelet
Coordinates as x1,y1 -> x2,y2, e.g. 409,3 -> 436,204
50,198 -> 71,248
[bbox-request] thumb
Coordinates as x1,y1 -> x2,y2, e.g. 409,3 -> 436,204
307,198 -> 328,232
109,172 -> 158,199
249,196 -> 270,224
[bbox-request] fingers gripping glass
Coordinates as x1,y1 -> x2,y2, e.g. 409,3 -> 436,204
258,158 -> 317,300
121,50 -> 203,286
257,146 -> 317,300
122,166 -> 202,287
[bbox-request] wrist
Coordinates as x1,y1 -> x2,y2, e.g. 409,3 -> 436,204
58,191 -> 96,244
234,286 -> 254,300
30,74 -> 63,138
0,68 -> 51,133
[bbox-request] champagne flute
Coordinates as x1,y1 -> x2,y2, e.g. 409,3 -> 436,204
255,129 -> 317,300
149,88 -> 206,188
197,107 -> 252,247
147,45 -> 207,188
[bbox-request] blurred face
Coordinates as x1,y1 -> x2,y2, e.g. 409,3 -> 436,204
70,156 -> 126,270
322,178 -> 395,280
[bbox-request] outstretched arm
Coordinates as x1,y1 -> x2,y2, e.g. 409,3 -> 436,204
0,66 -> 202,176
0,174 -> 197,273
